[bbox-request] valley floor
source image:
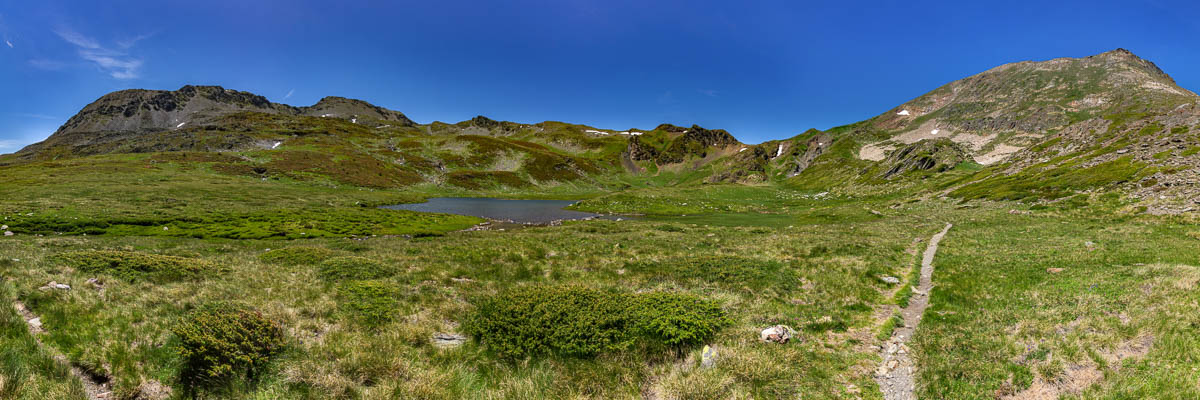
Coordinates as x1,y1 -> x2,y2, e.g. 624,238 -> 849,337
1,180 -> 1198,399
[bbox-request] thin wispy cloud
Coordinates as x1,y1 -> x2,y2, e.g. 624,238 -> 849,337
54,27 -> 99,49
12,113 -> 59,120
284,89 -> 295,100
28,59 -> 67,70
698,89 -> 719,97
0,139 -> 30,154
116,32 -> 153,49
54,26 -> 145,79
4,39 -> 11,48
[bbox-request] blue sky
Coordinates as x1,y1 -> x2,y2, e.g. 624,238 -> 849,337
2,0 -> 1199,152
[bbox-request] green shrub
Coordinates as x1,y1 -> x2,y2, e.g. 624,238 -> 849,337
337,280 -> 402,328
317,256 -> 393,281
172,303 -> 285,388
259,247 -> 338,266
630,292 -> 730,346
54,250 -> 215,282
463,285 -> 728,358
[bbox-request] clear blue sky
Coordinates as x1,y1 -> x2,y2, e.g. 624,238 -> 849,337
2,0 -> 1199,152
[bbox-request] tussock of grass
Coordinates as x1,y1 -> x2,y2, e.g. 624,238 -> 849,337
258,247 -> 339,265
625,255 -> 800,293
317,256 -> 393,281
336,280 -> 402,328
53,250 -> 215,282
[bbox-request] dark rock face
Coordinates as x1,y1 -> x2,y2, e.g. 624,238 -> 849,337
470,115 -> 500,128
656,125 -> 740,164
880,139 -> 970,179
626,135 -> 659,161
19,85 -> 415,156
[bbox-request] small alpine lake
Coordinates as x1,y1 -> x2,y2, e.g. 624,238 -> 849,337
381,197 -> 629,224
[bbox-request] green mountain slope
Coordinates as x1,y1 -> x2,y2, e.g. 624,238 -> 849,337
4,49 -> 1199,212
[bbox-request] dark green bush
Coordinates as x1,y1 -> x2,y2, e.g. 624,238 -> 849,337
317,256 -> 393,281
259,247 -> 338,265
54,250 -> 215,282
463,285 -> 728,358
172,303 -> 285,388
337,280 -> 402,328
630,292 -> 730,346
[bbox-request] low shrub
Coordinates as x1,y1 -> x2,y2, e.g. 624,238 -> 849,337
317,256 -> 393,281
54,250 -> 215,282
463,285 -> 728,358
630,292 -> 730,347
172,303 -> 285,389
337,280 -> 402,328
259,247 -> 338,266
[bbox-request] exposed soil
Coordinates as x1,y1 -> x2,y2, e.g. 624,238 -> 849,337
876,223 -> 952,400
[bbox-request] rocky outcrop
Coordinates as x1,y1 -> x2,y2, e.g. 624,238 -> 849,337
302,96 -> 415,125
626,135 -> 659,161
657,125 -> 739,164
879,139 -> 970,179
17,85 -> 414,156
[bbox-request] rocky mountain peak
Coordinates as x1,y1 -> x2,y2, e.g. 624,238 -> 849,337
859,49 -> 1197,166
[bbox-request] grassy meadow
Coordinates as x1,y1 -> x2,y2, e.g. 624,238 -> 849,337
1,152 -> 1197,399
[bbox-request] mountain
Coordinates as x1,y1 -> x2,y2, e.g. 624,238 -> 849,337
5,49 -> 1199,210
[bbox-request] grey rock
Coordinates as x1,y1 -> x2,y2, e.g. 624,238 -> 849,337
760,325 -> 795,344
700,345 -> 718,368
880,276 -> 901,284
432,332 -> 467,348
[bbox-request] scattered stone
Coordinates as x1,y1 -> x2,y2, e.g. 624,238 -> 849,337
28,317 -> 42,330
760,325 -> 795,343
3,231 -> 12,236
39,281 -> 71,291
1047,268 -> 1065,274
162,226 -> 169,231
869,209 -> 883,216
700,345 -> 718,368
880,276 -> 901,284
134,379 -> 173,400
1,224 -> 7,229
432,332 -> 467,348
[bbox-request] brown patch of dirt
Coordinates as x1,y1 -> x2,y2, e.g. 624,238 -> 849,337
1003,335 -> 1155,400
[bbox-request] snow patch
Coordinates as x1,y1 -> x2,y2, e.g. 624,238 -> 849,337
271,141 -> 282,149
931,129 -> 940,135
739,147 -> 748,153
321,114 -> 334,118
897,109 -> 910,116
175,122 -> 186,128
585,129 -> 609,135
775,144 -> 784,158
351,118 -> 357,124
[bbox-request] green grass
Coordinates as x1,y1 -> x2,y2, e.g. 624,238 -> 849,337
913,209 -> 1200,399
